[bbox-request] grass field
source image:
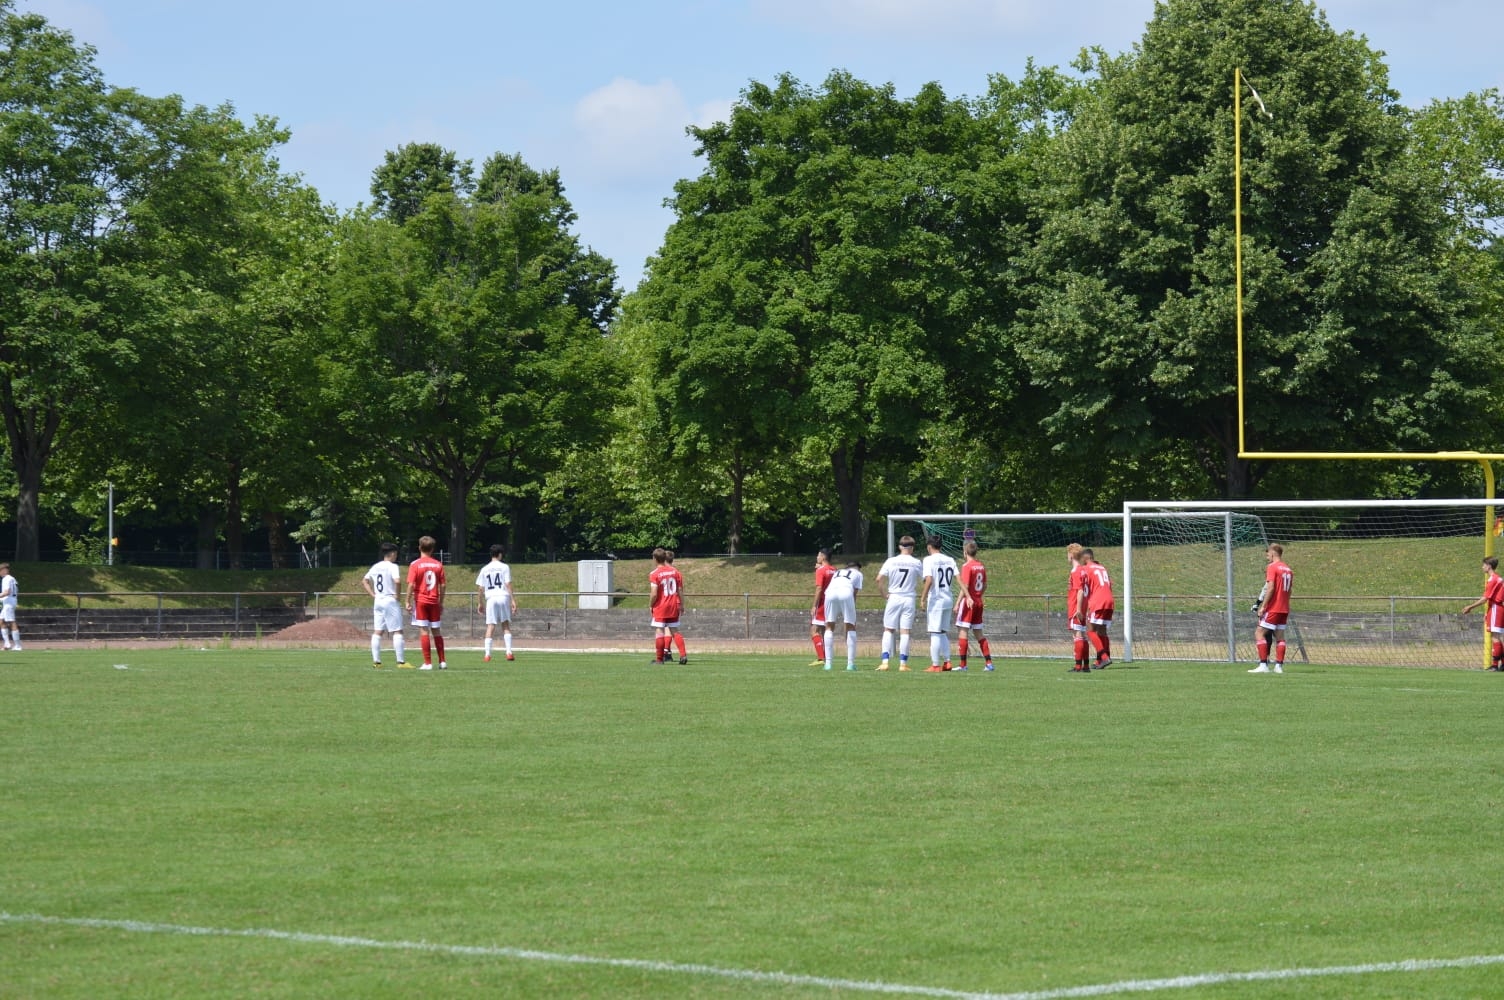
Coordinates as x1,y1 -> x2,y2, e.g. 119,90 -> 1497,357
4,648 -> 1504,998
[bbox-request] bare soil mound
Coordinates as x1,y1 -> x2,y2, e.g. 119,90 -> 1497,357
269,616 -> 367,641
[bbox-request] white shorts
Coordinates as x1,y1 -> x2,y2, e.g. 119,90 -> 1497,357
926,598 -> 954,634
824,592 -> 857,626
0,601 -> 15,624
652,618 -> 680,629
371,599 -> 402,634
484,596 -> 512,626
883,596 -> 916,631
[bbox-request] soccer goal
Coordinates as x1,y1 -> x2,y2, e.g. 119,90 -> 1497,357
889,500 -> 1497,669
885,513 -> 1124,660
1125,499 -> 1496,668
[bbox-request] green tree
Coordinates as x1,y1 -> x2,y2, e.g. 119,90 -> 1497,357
0,5 -> 164,559
109,105 -> 333,569
646,72 -> 1015,555
1019,0 -> 1493,498
325,147 -> 619,558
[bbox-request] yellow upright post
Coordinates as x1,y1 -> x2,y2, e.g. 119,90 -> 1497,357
1234,68 -> 1247,456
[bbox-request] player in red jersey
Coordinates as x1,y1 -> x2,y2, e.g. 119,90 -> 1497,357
1077,547 -> 1114,670
809,548 -> 836,666
650,547 -> 687,664
954,540 -> 994,671
1066,542 -> 1090,671
1462,555 -> 1504,670
1250,543 -> 1293,674
407,535 -> 447,669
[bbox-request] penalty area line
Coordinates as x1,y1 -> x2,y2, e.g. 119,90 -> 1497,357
4,911 -> 1504,998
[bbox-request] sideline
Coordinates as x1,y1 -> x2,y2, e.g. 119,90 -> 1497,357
4,911 -> 1503,998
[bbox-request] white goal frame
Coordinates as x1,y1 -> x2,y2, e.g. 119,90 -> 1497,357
1122,498 -> 1497,664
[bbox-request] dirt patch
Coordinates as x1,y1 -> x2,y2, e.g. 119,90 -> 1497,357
267,616 -> 367,641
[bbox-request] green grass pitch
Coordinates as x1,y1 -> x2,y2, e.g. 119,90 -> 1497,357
4,648 -> 1504,998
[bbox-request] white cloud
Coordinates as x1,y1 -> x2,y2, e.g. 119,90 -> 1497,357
572,77 -> 725,181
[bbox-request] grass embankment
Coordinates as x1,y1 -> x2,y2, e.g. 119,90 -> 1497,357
9,535 -> 1485,610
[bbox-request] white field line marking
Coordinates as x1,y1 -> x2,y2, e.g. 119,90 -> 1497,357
4,911 -> 1504,998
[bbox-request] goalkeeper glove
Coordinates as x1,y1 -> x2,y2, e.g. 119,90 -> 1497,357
1250,598 -> 1263,614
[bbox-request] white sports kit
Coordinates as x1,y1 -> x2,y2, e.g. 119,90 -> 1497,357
878,553 -> 923,630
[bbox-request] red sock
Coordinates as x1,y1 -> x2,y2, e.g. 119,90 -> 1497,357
957,635 -> 969,665
1073,636 -> 1087,665
1492,640 -> 1502,665
674,634 -> 686,658
813,634 -> 826,659
655,636 -> 666,661
420,633 -> 432,662
1275,639 -> 1286,665
978,637 -> 991,662
1098,636 -> 1111,660
434,635 -> 445,661
1256,636 -> 1269,662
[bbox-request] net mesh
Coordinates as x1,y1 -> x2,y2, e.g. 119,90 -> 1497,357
1126,503 -> 1491,668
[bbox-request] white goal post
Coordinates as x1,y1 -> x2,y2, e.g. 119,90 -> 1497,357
888,499 -> 1498,668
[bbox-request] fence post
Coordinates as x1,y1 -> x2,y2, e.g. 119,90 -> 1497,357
156,593 -> 164,638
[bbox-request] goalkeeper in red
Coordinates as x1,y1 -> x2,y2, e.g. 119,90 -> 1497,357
1250,543 -> 1293,674
1461,555 -> 1504,671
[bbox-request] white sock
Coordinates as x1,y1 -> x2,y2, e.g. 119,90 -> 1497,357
394,634 -> 406,662
930,634 -> 942,665
898,633 -> 911,661
846,631 -> 857,663
825,627 -> 835,665
939,633 -> 950,662
484,637 -> 494,656
504,631 -> 513,654
371,634 -> 382,663
881,632 -> 893,658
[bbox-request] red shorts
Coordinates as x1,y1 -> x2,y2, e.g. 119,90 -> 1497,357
1258,611 -> 1289,630
954,602 -> 984,629
1087,607 -> 1113,626
412,600 -> 443,627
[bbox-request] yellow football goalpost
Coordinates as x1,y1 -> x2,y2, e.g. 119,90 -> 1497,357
1233,68 -> 1500,666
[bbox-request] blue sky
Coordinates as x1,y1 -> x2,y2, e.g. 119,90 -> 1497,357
23,1 -> 1504,290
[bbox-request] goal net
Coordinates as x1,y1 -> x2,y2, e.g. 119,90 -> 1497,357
889,501 -> 1497,669
1124,499 -> 1496,668
885,513 -> 1124,659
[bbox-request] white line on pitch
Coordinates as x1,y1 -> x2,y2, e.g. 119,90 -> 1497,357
5,911 -> 1504,998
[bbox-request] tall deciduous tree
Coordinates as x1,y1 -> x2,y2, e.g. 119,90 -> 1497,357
0,5 -> 163,559
643,72 -> 1015,555
325,147 -> 618,558
1020,0 -> 1493,497
109,105 -> 332,569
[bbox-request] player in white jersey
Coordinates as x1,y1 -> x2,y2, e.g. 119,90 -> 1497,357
0,563 -> 20,650
475,542 -> 517,662
875,535 -> 923,670
822,561 -> 864,671
918,536 -> 960,671
361,542 -> 407,668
